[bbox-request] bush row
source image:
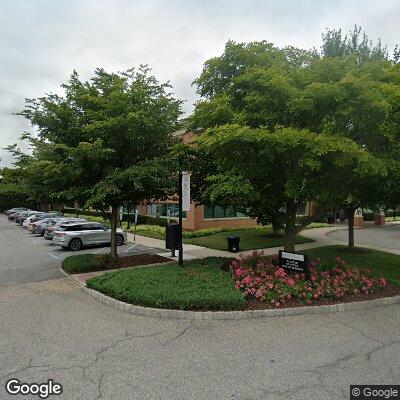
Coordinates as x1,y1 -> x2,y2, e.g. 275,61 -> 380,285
63,208 -> 168,227
129,222 -> 330,238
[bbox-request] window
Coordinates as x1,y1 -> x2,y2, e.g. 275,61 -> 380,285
203,206 -> 248,219
146,203 -> 186,218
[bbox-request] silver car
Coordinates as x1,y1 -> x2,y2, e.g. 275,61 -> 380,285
43,218 -> 87,240
53,222 -> 127,251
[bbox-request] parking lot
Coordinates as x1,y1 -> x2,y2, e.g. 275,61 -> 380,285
0,214 -> 163,287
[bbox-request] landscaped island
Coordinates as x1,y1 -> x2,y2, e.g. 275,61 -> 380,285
81,246 -> 400,311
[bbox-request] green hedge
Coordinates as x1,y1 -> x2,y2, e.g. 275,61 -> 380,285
62,254 -> 110,274
129,222 -> 330,238
63,208 -> 168,227
87,257 -> 245,311
0,183 -> 34,212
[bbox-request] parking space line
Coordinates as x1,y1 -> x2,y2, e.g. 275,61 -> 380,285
48,252 -> 60,260
123,244 -> 138,253
92,248 -> 106,254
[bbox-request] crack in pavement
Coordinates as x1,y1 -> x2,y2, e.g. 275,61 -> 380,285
0,328 -> 167,399
328,314 -> 382,344
151,323 -> 192,349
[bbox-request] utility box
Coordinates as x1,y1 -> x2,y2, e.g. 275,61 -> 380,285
166,223 -> 181,250
227,236 -> 240,253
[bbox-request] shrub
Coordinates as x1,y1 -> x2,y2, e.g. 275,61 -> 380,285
132,224 -> 166,235
362,211 -> 375,221
230,252 -> 388,306
87,257 -> 245,310
131,214 -> 168,227
304,222 -> 331,229
62,254 -> 110,274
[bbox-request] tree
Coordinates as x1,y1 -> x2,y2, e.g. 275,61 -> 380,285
191,28 -> 400,249
194,124 -> 383,251
14,66 -> 182,259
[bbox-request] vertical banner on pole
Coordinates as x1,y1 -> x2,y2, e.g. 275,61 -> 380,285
119,206 -> 123,228
133,209 -> 139,241
182,171 -> 191,212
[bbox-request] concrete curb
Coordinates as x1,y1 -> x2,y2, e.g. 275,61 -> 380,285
80,284 -> 400,320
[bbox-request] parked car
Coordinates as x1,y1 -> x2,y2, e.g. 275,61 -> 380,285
8,211 -> 21,220
5,207 -> 29,215
43,218 -> 87,240
25,212 -> 62,230
8,209 -> 31,220
15,211 -> 40,224
29,217 -> 61,235
23,213 -> 45,228
53,222 -> 127,251
29,219 -> 49,235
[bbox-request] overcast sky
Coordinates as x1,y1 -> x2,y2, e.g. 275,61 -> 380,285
1,0 -> 399,167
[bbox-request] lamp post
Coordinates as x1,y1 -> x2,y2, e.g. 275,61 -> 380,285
178,162 -> 183,267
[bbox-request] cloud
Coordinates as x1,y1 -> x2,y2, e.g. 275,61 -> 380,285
1,0 -> 399,166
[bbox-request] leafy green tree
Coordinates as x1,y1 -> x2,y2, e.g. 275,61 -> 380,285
195,125 -> 383,251
14,66 -> 182,259
191,28 -> 400,249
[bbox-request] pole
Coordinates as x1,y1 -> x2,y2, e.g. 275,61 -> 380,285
178,161 -> 183,267
133,209 -> 138,242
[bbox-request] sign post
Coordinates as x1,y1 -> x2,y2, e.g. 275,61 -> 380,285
119,206 -> 123,228
133,209 -> 139,242
178,167 -> 183,267
279,250 -> 310,280
182,171 -> 191,212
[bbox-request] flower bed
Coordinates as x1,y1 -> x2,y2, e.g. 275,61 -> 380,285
230,252 -> 396,308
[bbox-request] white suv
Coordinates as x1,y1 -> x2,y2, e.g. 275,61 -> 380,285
53,222 -> 127,251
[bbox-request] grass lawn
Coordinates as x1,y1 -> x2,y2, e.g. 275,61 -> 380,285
303,245 -> 400,286
133,228 -> 313,250
86,257 -> 244,310
185,229 -> 313,251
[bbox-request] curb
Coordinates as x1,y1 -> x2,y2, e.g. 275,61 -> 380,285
80,284 -> 400,320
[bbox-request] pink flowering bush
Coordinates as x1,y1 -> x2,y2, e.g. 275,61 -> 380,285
230,252 -> 388,307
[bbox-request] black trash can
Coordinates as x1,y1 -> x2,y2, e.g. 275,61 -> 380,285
227,236 -> 240,253
166,223 -> 181,251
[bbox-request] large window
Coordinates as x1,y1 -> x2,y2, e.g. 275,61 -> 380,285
204,206 -> 247,219
146,203 -> 186,219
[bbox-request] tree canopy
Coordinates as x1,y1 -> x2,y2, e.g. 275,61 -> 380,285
190,27 -> 399,249
12,66 -> 182,258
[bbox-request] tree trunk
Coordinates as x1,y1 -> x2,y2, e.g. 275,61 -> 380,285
393,205 -> 396,221
284,201 -> 297,252
347,207 -> 355,248
272,221 -> 280,235
110,205 -> 118,260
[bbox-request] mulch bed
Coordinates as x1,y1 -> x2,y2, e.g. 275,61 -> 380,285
93,253 -> 171,272
244,284 -> 400,310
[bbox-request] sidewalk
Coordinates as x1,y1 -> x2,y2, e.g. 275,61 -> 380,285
127,226 -> 345,261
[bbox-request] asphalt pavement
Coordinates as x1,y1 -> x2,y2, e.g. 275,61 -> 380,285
0,215 -> 161,287
328,223 -> 400,250
0,215 -> 399,399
